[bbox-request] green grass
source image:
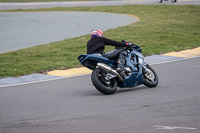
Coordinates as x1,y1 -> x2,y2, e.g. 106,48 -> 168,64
0,5 -> 200,78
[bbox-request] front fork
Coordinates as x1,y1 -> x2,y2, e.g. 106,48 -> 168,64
142,63 -> 149,74
142,63 -> 155,83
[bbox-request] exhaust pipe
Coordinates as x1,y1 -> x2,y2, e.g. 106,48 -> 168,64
97,63 -> 123,82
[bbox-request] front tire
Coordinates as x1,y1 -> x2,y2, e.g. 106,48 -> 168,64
143,65 -> 159,87
91,69 -> 117,95
157,0 -> 163,3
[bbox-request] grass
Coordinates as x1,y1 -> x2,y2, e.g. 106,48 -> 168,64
0,5 -> 200,78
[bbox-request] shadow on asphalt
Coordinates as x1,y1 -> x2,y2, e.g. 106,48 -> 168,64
117,86 -> 149,93
81,85 -> 152,96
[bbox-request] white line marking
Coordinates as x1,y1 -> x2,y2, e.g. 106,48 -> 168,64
150,56 -> 200,65
0,73 -> 90,88
0,56 -> 199,88
154,125 -> 197,130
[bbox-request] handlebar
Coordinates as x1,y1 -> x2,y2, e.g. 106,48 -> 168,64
116,40 -> 142,53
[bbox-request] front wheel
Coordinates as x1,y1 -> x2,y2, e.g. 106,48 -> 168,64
143,65 -> 159,87
157,0 -> 163,3
91,69 -> 117,95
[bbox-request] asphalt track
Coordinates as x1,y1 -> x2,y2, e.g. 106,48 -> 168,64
0,12 -> 137,53
0,57 -> 200,133
0,0 -> 199,54
0,0 -> 200,10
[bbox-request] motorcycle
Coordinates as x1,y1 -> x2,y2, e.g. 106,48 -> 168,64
157,0 -> 177,3
78,43 -> 158,95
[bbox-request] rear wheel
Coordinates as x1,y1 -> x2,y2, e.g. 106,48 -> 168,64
157,0 -> 163,3
91,69 -> 117,95
143,65 -> 159,87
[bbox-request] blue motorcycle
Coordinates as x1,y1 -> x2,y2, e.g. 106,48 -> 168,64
78,44 -> 158,95
157,0 -> 177,3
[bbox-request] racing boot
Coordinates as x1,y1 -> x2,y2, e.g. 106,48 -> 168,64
116,59 -> 126,73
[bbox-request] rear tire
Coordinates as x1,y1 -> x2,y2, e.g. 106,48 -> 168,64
91,69 -> 117,95
143,65 -> 159,87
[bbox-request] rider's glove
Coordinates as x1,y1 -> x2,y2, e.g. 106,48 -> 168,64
126,42 -> 132,47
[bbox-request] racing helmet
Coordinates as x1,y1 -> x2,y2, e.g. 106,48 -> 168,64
90,29 -> 103,37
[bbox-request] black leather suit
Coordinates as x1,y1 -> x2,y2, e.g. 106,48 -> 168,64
87,36 -> 127,68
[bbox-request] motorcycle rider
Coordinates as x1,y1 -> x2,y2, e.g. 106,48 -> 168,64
87,29 -> 132,73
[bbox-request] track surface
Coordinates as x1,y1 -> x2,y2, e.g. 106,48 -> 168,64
1,57 -> 200,133
0,0 -> 200,10
0,12 -> 136,53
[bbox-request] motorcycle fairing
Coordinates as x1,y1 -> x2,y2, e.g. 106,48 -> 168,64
122,50 -> 144,87
123,64 -> 144,87
78,54 -> 117,70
